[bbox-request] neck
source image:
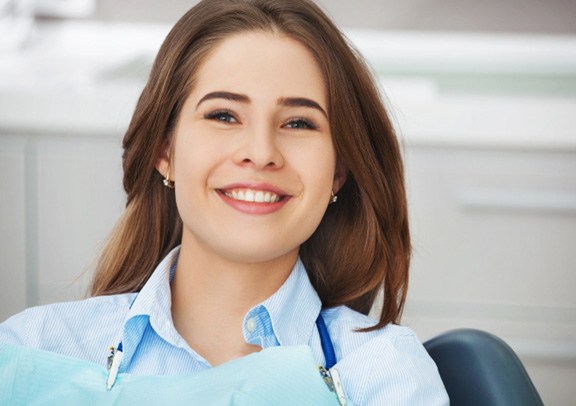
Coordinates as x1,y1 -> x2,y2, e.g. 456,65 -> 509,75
170,235 -> 297,366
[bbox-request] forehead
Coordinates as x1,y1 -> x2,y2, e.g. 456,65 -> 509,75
190,31 -> 327,107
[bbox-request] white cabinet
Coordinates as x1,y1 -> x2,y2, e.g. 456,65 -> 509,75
0,134 -> 125,320
401,146 -> 576,406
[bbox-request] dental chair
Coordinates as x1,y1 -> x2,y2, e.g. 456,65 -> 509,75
424,329 -> 544,406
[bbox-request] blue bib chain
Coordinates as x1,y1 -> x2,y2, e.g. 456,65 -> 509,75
316,314 -> 336,368
316,313 -> 346,405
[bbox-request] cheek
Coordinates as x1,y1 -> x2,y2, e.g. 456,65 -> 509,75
172,141 -> 215,216
173,133 -> 223,181
292,141 -> 337,185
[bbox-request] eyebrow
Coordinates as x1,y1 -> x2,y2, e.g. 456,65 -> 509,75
196,91 -> 249,109
278,97 -> 327,118
196,91 -> 327,117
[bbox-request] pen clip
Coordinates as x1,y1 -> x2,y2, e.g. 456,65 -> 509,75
318,365 -> 346,406
329,367 -> 347,406
107,346 -> 115,370
319,365 -> 335,392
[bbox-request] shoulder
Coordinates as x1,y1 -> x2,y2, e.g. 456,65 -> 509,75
323,306 -> 449,405
0,294 -> 134,361
322,306 -> 428,361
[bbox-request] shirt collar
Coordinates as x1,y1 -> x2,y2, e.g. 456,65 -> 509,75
127,246 -> 179,324
242,258 -> 322,348
121,247 -> 322,364
121,246 -> 182,367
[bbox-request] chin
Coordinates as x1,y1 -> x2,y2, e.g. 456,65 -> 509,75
216,241 -> 300,265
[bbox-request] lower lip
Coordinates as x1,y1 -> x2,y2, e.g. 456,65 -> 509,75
217,191 -> 290,215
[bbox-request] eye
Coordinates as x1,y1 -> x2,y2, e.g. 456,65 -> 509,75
204,110 -> 239,124
283,118 -> 318,130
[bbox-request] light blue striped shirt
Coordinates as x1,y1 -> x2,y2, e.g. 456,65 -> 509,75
0,247 -> 448,405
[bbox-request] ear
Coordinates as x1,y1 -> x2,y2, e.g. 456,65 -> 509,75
155,142 -> 172,180
332,161 -> 347,193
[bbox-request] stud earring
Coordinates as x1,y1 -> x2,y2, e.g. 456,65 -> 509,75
330,190 -> 338,204
162,172 -> 175,189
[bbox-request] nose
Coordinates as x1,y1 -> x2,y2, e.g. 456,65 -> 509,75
232,122 -> 284,170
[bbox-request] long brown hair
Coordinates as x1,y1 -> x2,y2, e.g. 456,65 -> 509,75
90,0 -> 410,331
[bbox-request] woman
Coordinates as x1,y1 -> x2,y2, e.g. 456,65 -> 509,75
0,0 -> 448,404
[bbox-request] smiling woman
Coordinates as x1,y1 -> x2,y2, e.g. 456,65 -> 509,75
0,0 -> 448,404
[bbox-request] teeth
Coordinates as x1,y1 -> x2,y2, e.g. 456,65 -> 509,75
225,189 -> 281,203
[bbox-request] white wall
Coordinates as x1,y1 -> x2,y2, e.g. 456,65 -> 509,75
92,0 -> 576,34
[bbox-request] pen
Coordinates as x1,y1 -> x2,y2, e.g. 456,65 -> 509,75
106,342 -> 123,390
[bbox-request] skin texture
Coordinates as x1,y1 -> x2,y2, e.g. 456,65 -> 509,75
156,31 -> 345,366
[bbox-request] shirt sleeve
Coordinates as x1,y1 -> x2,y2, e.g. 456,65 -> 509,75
364,334 -> 449,406
335,326 -> 449,406
0,297 -> 129,357
0,310 -> 29,346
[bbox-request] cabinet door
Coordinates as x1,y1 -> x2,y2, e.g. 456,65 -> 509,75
404,147 -> 576,317
34,136 -> 125,306
0,135 -> 27,322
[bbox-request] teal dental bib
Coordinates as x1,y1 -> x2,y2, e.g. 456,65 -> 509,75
0,344 -> 346,405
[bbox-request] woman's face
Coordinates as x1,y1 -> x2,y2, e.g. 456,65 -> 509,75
159,31 -> 344,265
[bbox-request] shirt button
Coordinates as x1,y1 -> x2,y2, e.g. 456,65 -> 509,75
246,318 -> 257,333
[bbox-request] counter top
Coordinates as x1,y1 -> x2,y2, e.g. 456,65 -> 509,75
1,21 -> 575,150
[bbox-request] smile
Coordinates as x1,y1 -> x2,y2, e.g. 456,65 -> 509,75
223,189 -> 281,203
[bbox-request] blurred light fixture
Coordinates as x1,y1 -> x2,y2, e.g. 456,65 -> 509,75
33,0 -> 95,18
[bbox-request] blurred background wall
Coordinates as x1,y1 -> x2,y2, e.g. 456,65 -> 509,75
92,0 -> 576,34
